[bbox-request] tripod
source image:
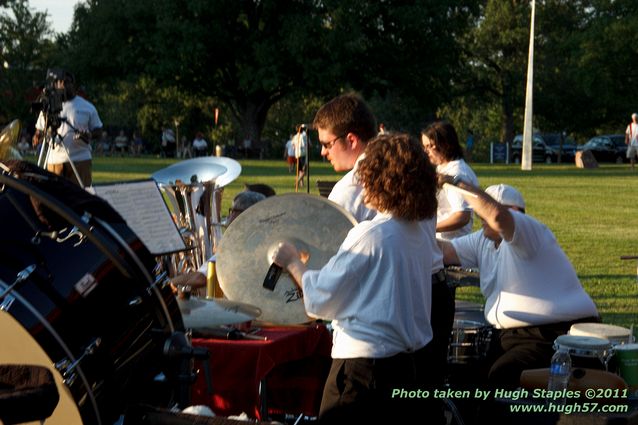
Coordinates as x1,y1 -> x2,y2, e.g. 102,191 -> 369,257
36,115 -> 86,189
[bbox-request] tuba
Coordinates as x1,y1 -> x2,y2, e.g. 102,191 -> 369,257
152,157 -> 241,277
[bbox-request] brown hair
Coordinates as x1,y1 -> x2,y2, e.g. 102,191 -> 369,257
357,133 -> 437,220
312,93 -> 377,143
421,121 -> 464,161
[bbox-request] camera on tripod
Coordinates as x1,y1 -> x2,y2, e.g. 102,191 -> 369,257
31,69 -> 70,131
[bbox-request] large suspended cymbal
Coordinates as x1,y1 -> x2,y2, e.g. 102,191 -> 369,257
216,193 -> 357,324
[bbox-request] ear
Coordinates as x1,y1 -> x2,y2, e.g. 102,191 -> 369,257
345,133 -> 362,150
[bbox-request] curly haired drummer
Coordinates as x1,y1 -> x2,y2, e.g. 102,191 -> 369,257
273,134 -> 440,423
437,180 -> 600,388
312,93 -> 454,394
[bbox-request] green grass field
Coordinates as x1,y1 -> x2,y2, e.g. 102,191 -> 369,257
93,156 -> 638,330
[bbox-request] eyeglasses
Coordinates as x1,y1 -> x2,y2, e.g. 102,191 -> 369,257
319,134 -> 346,150
228,207 -> 244,216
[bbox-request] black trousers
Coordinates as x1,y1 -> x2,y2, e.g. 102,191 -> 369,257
428,274 -> 455,386
486,316 -> 601,388
318,346 -> 444,424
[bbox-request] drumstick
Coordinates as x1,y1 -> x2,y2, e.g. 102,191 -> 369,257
443,182 -> 479,199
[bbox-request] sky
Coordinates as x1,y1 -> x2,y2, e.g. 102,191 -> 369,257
29,0 -> 81,33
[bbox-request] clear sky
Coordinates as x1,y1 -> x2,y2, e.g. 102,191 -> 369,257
29,0 -> 81,33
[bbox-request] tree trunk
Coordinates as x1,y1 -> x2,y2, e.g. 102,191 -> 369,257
232,96 -> 272,158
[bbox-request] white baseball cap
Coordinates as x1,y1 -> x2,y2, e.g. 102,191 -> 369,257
485,184 -> 526,209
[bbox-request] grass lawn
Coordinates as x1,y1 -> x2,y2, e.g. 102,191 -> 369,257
92,156 -> 638,331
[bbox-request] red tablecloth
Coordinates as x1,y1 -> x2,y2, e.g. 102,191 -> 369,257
191,324 -> 332,420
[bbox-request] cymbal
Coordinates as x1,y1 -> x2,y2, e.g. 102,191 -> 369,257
177,296 -> 262,328
216,193 -> 357,324
0,120 -> 22,161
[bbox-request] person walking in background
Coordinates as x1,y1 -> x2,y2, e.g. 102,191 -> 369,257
293,125 -> 308,187
625,113 -> 638,170
284,135 -> 295,173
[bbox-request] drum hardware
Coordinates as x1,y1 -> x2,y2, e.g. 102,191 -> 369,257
55,337 -> 102,387
162,331 -> 212,407
0,171 -> 133,279
94,216 -> 177,333
444,266 -> 480,289
216,193 -> 357,324
554,334 -> 613,370
129,296 -> 144,306
448,319 -> 493,364
0,264 -> 36,303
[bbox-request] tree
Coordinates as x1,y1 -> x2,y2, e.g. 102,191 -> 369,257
64,0 -> 477,145
0,0 -> 57,123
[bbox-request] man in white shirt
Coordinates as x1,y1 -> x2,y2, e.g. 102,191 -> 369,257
292,125 -> 308,187
438,181 -> 599,387
33,69 -> 102,187
273,134 -> 439,423
625,113 -> 638,170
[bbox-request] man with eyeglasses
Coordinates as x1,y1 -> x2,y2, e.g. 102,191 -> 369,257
313,93 -> 378,221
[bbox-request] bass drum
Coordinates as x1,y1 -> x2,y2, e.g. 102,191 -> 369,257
0,164 -> 183,425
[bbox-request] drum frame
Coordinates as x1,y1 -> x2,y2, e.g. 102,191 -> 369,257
0,170 -> 182,424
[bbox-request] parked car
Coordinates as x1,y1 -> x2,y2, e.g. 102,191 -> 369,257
577,134 -> 626,163
511,133 -> 577,164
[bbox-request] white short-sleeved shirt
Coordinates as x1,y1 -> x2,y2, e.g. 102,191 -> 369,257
302,212 -> 434,358
451,211 -> 598,329
328,156 -> 444,272
436,159 -> 479,240
293,132 -> 307,158
328,157 -> 377,223
626,123 -> 638,146
36,96 -> 102,164
285,139 -> 295,157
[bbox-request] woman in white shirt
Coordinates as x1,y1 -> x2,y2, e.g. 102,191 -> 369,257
273,133 -> 441,423
421,121 -> 479,240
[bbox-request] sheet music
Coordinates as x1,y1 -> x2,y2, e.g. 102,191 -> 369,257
94,180 -> 186,255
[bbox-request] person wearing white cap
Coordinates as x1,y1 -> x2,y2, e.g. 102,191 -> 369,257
437,179 -> 599,388
625,113 -> 638,170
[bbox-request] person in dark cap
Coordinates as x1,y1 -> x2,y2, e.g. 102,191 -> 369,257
32,69 -> 102,187
438,180 -> 599,388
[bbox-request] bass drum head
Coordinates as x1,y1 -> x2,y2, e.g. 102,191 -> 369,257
0,311 -> 82,424
0,166 -> 182,424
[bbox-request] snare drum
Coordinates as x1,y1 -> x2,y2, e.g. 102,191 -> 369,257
0,165 -> 183,424
569,323 -> 633,346
448,319 -> 493,364
554,334 -> 613,370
